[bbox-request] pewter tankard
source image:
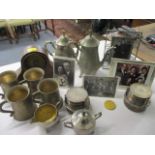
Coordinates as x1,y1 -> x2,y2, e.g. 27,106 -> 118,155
0,85 -> 37,121
33,78 -> 63,109
0,71 -> 18,98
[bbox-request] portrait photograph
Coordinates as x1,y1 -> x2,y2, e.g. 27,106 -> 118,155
110,58 -> 155,87
83,76 -> 118,97
53,57 -> 75,87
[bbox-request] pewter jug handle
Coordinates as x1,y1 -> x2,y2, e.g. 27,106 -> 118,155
100,46 -> 116,65
64,121 -> 73,128
69,42 -> 79,59
94,112 -> 102,120
0,100 -> 14,116
44,41 -> 56,56
0,93 -> 5,99
32,91 -> 44,104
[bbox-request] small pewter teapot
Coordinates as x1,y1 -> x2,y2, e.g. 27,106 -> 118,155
78,32 -> 105,75
64,109 -> 102,135
44,31 -> 79,58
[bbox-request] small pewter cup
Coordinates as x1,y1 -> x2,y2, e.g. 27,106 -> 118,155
33,78 -> 63,109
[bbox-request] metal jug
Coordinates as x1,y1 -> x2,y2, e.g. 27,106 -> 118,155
44,31 -> 79,58
78,32 -> 104,75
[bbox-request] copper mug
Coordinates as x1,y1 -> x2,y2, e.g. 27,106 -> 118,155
20,67 -> 45,93
0,71 -> 18,99
33,78 -> 63,109
0,85 -> 37,121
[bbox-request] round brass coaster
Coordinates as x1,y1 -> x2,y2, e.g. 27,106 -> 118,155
104,100 -> 116,110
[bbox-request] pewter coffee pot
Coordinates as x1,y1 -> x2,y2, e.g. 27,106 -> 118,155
44,31 -> 79,58
78,32 -> 104,75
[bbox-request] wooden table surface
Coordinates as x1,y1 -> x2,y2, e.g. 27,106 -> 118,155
133,23 -> 155,62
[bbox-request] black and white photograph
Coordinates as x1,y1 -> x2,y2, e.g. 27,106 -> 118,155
110,58 -> 155,87
54,57 -> 75,87
83,76 -> 118,97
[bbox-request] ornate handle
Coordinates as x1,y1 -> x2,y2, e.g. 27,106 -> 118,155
64,121 -> 73,128
44,41 -> 56,56
94,112 -> 102,120
0,100 -> 14,116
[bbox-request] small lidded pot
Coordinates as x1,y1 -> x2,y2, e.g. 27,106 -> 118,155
32,104 -> 59,129
64,109 -> 102,135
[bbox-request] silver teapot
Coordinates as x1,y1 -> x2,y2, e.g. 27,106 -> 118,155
78,32 -> 104,75
44,31 -> 79,58
64,109 -> 102,135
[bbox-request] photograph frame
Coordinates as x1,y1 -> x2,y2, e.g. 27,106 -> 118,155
83,75 -> 119,97
53,56 -> 76,87
110,58 -> 155,88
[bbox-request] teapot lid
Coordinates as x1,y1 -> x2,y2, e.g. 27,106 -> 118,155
80,32 -> 99,47
56,31 -> 71,46
72,109 -> 95,130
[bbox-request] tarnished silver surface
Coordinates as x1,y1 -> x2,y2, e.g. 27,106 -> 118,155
124,83 -> 152,112
64,109 -> 102,135
65,87 -> 90,113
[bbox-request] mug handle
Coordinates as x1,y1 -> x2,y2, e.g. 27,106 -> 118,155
94,112 -> 102,120
19,80 -> 26,84
32,91 -> 44,104
0,100 -> 14,116
64,121 -> 73,128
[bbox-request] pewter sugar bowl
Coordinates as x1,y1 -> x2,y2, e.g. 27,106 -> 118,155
64,109 -> 102,135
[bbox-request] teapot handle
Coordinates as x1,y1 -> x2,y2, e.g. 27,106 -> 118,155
64,121 -> 73,128
44,41 -> 56,56
94,112 -> 102,120
100,46 -> 116,65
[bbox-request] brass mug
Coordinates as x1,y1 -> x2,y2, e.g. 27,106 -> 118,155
33,78 -> 63,109
0,85 -> 37,121
0,71 -> 18,98
20,67 -> 45,93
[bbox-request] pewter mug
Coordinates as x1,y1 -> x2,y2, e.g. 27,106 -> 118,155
32,104 -> 59,129
78,32 -> 104,75
0,71 -> 18,98
33,78 -> 63,109
64,109 -> 102,135
0,85 -> 37,121
20,67 -> 45,93
44,31 -> 79,58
